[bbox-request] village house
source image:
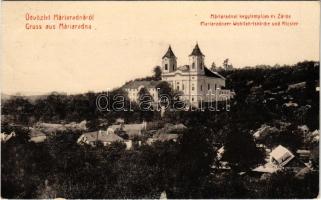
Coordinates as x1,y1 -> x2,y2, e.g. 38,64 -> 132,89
29,128 -> 47,143
34,120 -> 87,134
76,120 -> 148,149
123,43 -> 232,108
107,121 -> 147,138
0,131 -> 16,143
146,133 -> 180,145
77,130 -> 133,150
215,144 -> 311,175
252,145 -> 308,174
269,145 -> 295,167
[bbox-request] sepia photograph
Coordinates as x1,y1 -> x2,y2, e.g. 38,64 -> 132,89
1,1 -> 320,199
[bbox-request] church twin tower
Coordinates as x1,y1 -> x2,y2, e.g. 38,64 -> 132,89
124,43 -> 228,108
161,43 -> 205,75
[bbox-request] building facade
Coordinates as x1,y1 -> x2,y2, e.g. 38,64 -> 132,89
124,43 -> 231,107
161,44 -> 228,107
124,80 -> 160,103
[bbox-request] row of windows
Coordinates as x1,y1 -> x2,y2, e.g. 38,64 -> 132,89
174,83 -> 217,91
165,62 -> 203,71
127,88 -> 157,92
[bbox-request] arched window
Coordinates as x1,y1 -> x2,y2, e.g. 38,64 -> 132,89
208,84 -> 210,90
173,65 -> 175,71
201,85 -> 203,91
200,62 -> 203,70
165,64 -> 168,70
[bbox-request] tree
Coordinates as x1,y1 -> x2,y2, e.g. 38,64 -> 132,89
223,58 -> 233,70
171,127 -> 216,198
138,87 -> 153,105
261,170 -> 319,198
2,97 -> 34,124
137,87 -> 154,120
258,124 -> 303,152
153,66 -> 162,81
210,62 -> 217,72
223,59 -> 229,70
156,81 -> 174,107
222,126 -> 264,172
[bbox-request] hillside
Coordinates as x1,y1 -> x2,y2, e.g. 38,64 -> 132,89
1,60 -> 319,199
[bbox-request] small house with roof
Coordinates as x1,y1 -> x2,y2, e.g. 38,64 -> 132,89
108,121 -> 147,138
77,130 -> 133,149
252,145 -> 306,174
29,128 -> 47,143
269,145 -> 295,167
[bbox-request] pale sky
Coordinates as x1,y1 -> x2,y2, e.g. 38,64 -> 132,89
1,1 -> 320,95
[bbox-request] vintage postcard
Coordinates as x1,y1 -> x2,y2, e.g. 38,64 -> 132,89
1,1 -> 320,199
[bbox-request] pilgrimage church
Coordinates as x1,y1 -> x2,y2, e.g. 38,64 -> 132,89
124,43 -> 232,107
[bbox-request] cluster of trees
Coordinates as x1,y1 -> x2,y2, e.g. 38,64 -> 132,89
222,61 -> 319,129
1,126 -> 214,198
210,58 -> 234,72
1,125 -> 318,199
2,92 -> 99,124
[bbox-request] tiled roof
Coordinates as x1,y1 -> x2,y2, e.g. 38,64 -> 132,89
123,80 -> 161,89
204,67 -> 225,79
270,145 -> 295,166
189,43 -> 204,56
82,131 -> 124,143
155,123 -> 187,134
153,133 -> 179,141
162,46 -> 176,59
29,129 -> 46,137
109,124 -> 144,137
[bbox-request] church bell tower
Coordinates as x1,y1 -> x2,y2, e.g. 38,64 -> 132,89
162,45 -> 177,74
189,43 -> 205,75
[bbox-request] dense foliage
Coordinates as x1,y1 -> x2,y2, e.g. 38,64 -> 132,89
1,61 -> 319,198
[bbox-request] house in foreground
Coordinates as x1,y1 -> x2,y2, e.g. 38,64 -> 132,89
253,145 -> 308,174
